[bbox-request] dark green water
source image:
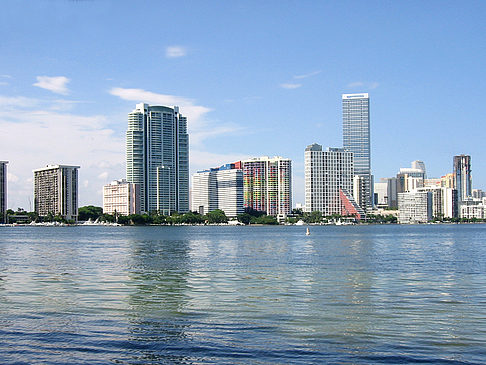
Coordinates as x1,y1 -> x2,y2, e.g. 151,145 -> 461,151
0,225 -> 486,364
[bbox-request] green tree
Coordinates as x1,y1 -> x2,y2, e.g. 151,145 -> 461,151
181,211 -> 205,224
206,209 -> 228,224
251,215 -> 279,225
78,206 -> 103,221
237,213 -> 252,225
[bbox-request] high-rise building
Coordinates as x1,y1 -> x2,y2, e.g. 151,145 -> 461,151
411,160 -> 427,179
342,93 -> 372,212
453,154 -> 472,202
304,144 -> 357,217
126,103 -> 189,214
103,179 -> 140,216
398,190 -> 432,224
373,180 -> 388,208
242,156 -> 291,216
441,173 -> 455,189
192,163 -> 244,217
33,165 -> 79,221
0,161 -> 7,223
417,186 -> 458,219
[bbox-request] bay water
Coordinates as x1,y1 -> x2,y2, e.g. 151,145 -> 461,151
1,224 -> 485,364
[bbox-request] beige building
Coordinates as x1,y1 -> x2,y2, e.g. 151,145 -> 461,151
33,165 -> 79,221
103,179 -> 140,216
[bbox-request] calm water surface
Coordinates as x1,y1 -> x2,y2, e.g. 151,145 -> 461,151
1,225 -> 486,364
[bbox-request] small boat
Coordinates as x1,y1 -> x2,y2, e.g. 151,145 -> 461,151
305,227 -> 310,236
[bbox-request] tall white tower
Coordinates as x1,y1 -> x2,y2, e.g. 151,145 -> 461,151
126,103 -> 189,214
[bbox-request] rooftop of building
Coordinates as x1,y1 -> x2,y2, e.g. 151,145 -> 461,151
32,165 -> 80,173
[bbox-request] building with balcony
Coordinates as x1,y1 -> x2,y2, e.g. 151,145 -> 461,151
33,165 -> 79,221
103,179 -> 140,216
126,103 -> 189,214
242,156 -> 291,216
192,163 -> 244,217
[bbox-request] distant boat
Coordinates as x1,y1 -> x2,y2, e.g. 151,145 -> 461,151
305,227 -> 310,236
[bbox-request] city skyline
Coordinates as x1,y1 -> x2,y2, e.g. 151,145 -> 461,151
1,1 -> 486,209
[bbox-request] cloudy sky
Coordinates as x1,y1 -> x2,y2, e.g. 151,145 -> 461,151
1,1 -> 486,209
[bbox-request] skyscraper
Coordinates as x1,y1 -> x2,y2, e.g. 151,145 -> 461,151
242,156 -> 291,216
0,161 -> 7,223
342,93 -> 372,212
304,144 -> 360,217
453,154 -> 472,202
33,165 -> 79,221
126,103 -> 189,214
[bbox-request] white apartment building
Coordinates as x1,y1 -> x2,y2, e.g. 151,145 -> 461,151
33,165 -> 79,221
460,198 -> 486,219
398,190 -> 432,224
192,164 -> 244,217
304,144 -> 354,216
373,181 -> 388,207
103,179 -> 140,216
417,186 -> 458,219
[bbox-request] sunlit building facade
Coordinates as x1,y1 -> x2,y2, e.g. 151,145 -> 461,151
103,179 -> 140,216
453,154 -> 472,203
304,144 -> 355,216
33,165 -> 79,221
398,190 -> 432,224
126,103 -> 189,214
342,93 -> 372,212
242,156 -> 291,216
192,163 -> 244,217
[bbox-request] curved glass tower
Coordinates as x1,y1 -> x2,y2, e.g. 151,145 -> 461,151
126,103 -> 189,214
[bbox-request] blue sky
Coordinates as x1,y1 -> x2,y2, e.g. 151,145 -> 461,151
1,0 -> 486,209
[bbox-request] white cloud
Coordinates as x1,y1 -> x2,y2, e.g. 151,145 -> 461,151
110,87 -> 211,126
7,172 -> 19,183
293,70 -> 321,79
0,75 -> 12,79
347,81 -> 379,90
347,81 -> 364,88
109,87 -> 241,147
280,83 -> 302,89
166,46 -> 187,58
33,76 -> 70,95
98,171 -> 109,181
369,82 -> 380,90
0,97 -> 124,209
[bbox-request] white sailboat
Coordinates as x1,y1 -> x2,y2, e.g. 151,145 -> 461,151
305,227 -> 310,236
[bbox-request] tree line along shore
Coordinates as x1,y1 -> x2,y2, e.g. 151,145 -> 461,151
5,206 -> 486,226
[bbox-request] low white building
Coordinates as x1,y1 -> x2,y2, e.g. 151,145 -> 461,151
103,179 -> 140,216
398,190 -> 432,224
192,164 -> 244,217
460,198 -> 486,219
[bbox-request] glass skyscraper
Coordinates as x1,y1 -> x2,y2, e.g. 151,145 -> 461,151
453,154 -> 472,203
342,93 -> 372,212
126,103 -> 189,214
